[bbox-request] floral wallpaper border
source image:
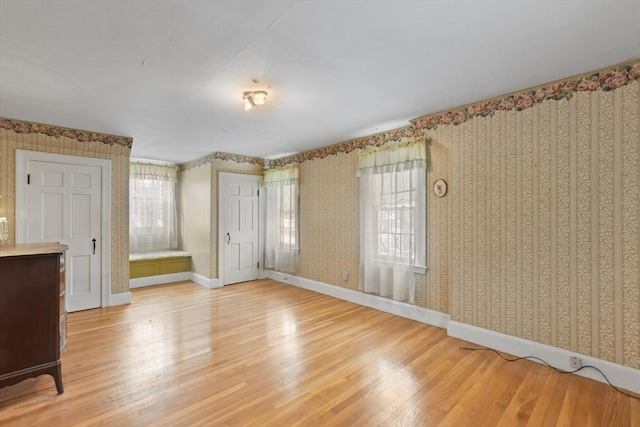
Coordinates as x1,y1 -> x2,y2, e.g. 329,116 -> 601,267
412,61 -> 640,130
268,60 -> 640,168
266,126 -> 425,169
180,151 -> 264,171
0,117 -> 133,148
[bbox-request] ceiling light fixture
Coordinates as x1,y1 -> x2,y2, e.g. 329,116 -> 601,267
243,90 -> 267,111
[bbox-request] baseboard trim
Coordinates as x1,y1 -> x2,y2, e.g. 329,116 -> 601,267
109,291 -> 131,307
267,271 -> 450,328
447,321 -> 640,394
130,272 -> 192,289
191,273 -> 221,289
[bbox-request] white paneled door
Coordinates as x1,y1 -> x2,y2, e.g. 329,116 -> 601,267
223,175 -> 260,285
28,160 -> 102,312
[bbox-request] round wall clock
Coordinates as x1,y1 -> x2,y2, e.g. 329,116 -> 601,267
433,179 -> 448,197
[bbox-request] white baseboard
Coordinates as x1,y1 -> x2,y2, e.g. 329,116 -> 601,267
447,321 -> 640,394
267,271 -> 450,328
129,272 -> 192,289
191,273 -> 221,289
109,291 -> 131,307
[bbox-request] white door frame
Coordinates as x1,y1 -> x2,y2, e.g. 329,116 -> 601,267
218,172 -> 264,286
16,150 -> 112,307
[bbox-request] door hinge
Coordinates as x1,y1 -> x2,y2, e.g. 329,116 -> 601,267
257,262 -> 260,269
257,189 -> 259,197
27,174 -> 30,185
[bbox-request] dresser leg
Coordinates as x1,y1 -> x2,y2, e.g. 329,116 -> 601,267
51,363 -> 64,394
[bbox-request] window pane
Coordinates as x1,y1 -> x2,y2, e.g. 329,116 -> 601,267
364,167 -> 423,264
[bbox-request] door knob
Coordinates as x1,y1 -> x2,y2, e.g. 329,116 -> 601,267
92,238 -> 97,254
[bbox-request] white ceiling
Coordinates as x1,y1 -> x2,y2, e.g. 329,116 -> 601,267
1,1 -> 639,164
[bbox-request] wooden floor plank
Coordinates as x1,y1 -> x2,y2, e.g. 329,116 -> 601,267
1,279 -> 638,426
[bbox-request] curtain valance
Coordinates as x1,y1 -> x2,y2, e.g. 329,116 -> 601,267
356,137 -> 427,175
130,162 -> 178,181
264,164 -> 299,184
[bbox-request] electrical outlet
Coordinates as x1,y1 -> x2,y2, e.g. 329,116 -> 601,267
342,270 -> 349,281
570,356 -> 581,369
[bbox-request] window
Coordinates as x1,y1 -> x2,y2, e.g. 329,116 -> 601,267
358,138 -> 426,304
264,165 -> 299,273
129,162 -> 178,253
375,168 -> 423,263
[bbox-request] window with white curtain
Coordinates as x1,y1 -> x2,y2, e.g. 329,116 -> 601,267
358,138 -> 427,304
264,165 -> 299,273
129,162 -> 178,253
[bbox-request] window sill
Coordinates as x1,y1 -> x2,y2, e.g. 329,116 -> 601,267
371,260 -> 427,275
412,265 -> 427,275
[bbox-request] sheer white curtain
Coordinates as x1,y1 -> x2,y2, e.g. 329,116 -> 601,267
129,162 -> 178,253
358,138 -> 427,304
264,165 -> 299,273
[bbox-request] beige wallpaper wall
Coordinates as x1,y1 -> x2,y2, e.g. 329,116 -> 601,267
424,139 -> 451,313
427,81 -> 639,369
298,153 -> 360,291
179,163 -> 212,278
0,124 -> 131,294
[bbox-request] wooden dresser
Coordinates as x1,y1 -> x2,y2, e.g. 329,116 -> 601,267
0,242 -> 68,394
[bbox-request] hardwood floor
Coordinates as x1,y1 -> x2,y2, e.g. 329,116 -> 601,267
1,279 -> 638,426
